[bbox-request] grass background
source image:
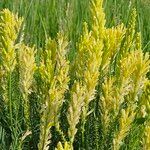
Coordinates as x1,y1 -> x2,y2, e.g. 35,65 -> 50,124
0,0 -> 149,52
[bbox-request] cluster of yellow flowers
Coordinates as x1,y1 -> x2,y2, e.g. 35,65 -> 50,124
0,9 -> 23,105
0,0 -> 149,149
38,34 -> 69,150
18,44 -> 36,127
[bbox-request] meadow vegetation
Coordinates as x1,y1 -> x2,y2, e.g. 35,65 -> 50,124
0,0 -> 149,150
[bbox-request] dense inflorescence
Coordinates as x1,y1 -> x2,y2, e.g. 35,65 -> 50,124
0,0 -> 149,150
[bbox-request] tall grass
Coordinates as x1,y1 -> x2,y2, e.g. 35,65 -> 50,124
0,0 -> 149,52
0,0 -> 149,150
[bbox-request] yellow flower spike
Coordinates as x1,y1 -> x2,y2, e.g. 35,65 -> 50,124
55,142 -> 72,150
18,44 -> 36,127
121,8 -> 137,54
0,9 -> 23,104
0,9 -> 23,41
118,49 -> 149,104
38,33 -> 69,150
128,8 -> 137,39
67,81 -> 85,144
91,0 -> 106,39
99,23 -> 126,75
131,50 -> 150,99
0,9 -> 22,72
68,13 -> 103,145
68,0 -> 105,145
104,23 -> 126,58
113,107 -> 136,150
100,77 -> 121,134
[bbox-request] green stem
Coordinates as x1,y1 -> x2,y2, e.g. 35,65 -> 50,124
24,94 -> 30,128
55,123 -> 66,142
39,108 -> 52,150
81,112 -> 86,149
41,113 -> 49,150
8,71 -> 12,126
